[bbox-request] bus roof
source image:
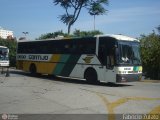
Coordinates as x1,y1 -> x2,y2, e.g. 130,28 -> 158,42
0,46 -> 8,48
96,34 -> 139,42
18,34 -> 139,42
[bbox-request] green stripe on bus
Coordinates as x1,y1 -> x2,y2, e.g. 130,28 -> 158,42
133,66 -> 138,71
60,55 -> 81,76
53,54 -> 70,75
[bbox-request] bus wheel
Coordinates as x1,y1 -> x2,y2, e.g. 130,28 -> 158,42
84,68 -> 98,84
29,64 -> 37,75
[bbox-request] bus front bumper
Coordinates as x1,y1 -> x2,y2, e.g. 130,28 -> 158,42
116,73 -> 142,82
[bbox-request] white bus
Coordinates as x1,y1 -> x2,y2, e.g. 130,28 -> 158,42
16,34 -> 142,83
0,46 -> 9,67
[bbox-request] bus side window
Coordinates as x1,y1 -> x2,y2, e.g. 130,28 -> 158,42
99,37 -> 116,69
106,44 -> 115,69
110,47 -> 115,65
106,49 -> 115,69
98,45 -> 106,65
106,56 -> 110,68
98,39 -> 106,65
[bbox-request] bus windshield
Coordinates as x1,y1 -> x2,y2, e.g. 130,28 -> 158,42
117,41 -> 141,65
0,48 -> 9,61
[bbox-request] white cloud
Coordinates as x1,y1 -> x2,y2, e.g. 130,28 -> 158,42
98,6 -> 160,25
74,6 -> 160,30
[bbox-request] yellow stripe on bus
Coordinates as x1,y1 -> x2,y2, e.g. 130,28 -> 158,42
49,54 -> 62,74
21,54 -> 62,75
37,54 -> 62,74
139,66 -> 142,72
36,62 -> 56,74
50,54 -> 61,62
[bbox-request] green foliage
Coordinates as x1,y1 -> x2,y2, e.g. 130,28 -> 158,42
139,31 -> 160,79
0,38 -> 17,67
36,30 -> 69,40
88,0 -> 108,16
37,30 -> 103,39
53,0 -> 108,34
73,29 -> 103,37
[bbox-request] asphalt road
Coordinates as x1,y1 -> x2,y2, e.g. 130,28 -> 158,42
0,68 -> 160,120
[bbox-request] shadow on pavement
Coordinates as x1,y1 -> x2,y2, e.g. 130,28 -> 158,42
54,77 -> 132,87
9,69 -> 132,87
9,70 -> 29,76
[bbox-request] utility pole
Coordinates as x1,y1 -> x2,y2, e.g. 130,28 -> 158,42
94,15 -> 95,31
22,32 -> 28,36
22,32 -> 29,37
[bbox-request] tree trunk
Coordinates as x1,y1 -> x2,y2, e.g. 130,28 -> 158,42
67,23 -> 72,35
94,15 -> 95,31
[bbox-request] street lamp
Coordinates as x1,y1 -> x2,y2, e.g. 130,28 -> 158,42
22,32 -> 29,40
22,32 -> 29,36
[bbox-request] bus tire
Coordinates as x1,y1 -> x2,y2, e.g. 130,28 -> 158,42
29,64 -> 37,76
84,68 -> 98,84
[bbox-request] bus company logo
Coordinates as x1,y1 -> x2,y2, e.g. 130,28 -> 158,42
2,114 -> 8,120
83,56 -> 93,63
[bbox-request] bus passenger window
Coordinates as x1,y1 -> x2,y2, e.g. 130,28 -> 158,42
110,47 -> 115,66
110,56 -> 114,66
107,46 -> 115,69
99,37 -> 116,69
98,47 -> 105,65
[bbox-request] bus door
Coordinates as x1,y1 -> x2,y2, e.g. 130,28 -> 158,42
105,50 -> 116,83
98,37 -> 116,83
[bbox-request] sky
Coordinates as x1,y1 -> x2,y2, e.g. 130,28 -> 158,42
0,0 -> 160,40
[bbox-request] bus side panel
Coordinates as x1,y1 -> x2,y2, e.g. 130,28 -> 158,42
23,61 -> 31,72
17,61 -> 57,74
60,55 -> 81,76
52,54 -> 70,75
69,55 -> 105,82
16,54 -> 62,75
52,54 -> 81,76
36,62 -> 57,74
28,54 -> 62,74
16,61 -> 24,70
42,54 -> 62,74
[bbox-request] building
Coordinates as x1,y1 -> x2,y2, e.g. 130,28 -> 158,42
0,27 -> 13,39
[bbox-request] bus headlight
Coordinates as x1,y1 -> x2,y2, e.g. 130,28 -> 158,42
118,71 -> 127,74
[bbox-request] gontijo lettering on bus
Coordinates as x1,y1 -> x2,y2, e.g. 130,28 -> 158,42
17,54 -> 52,61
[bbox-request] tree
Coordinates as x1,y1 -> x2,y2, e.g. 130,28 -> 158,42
88,0 -> 108,30
140,26 -> 160,80
36,30 -> 69,39
73,29 -> 103,37
53,0 -> 108,34
37,29 -> 103,39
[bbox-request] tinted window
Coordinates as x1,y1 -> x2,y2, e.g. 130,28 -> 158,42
98,37 -> 116,67
17,37 -> 96,54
